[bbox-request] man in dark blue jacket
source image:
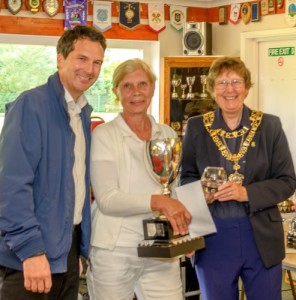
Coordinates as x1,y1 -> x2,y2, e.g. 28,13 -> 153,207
0,25 -> 106,299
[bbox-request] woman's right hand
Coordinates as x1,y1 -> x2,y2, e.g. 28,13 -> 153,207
151,195 -> 192,236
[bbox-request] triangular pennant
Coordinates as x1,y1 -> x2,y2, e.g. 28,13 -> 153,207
93,1 -> 112,32
64,0 -> 88,29
170,5 -> 187,31
148,3 -> 166,33
229,4 -> 241,24
119,2 -> 141,30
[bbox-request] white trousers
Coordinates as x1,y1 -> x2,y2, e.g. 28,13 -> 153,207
86,246 -> 183,300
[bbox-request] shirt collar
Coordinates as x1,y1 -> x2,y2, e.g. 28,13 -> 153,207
116,113 -> 161,138
212,105 -> 251,131
64,88 -> 87,115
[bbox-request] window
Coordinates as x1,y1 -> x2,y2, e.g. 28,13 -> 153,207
0,34 -> 160,131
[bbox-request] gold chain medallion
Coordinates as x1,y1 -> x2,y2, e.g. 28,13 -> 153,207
203,110 -> 263,184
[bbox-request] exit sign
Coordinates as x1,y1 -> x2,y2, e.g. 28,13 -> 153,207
268,47 -> 295,56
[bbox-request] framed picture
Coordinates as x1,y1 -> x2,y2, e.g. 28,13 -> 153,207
219,6 -> 227,25
261,0 -> 269,15
251,2 -> 260,21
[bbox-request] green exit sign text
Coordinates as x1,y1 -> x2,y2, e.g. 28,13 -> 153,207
268,47 -> 295,56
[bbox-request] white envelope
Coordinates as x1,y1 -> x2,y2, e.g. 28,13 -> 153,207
175,180 -> 217,238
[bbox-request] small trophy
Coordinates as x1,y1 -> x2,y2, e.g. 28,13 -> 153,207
137,138 -> 205,258
180,84 -> 187,99
278,200 -> 295,213
287,217 -> 296,249
171,77 -> 181,99
186,76 -> 195,99
200,75 -> 208,98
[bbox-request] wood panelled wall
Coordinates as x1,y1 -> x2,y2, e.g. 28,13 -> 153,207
0,2 -> 285,40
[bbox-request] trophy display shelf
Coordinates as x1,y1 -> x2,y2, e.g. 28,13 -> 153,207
137,236 -> 205,258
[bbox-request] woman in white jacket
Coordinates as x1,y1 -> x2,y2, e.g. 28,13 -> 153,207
87,59 -> 191,300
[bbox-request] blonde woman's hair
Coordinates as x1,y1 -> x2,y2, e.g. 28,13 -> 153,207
112,58 -> 157,89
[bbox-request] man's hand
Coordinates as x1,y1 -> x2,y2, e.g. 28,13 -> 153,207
23,254 -> 52,293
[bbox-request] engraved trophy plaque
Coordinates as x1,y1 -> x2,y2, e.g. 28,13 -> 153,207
137,138 -> 205,258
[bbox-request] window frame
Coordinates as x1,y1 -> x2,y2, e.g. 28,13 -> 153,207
0,34 -> 160,123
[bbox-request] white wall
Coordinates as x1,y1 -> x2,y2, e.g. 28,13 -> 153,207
159,14 -> 289,58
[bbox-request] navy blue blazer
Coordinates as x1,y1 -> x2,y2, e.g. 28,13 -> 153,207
181,106 -> 296,268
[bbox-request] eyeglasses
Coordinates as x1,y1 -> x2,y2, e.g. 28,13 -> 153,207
215,79 -> 245,90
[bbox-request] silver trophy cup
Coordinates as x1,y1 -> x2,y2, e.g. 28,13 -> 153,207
200,75 -> 208,98
171,78 -> 181,99
146,138 -> 182,196
186,76 -> 196,99
138,138 -> 205,258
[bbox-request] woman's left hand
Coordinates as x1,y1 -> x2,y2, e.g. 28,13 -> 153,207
214,181 -> 248,202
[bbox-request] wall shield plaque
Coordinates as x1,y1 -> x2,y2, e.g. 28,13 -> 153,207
241,2 -> 251,24
25,0 -> 41,13
43,0 -> 59,17
6,0 -> 23,15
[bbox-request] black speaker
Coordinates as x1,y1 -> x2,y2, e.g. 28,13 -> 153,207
183,22 -> 212,56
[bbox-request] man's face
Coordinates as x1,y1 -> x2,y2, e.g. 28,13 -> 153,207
57,38 -> 104,101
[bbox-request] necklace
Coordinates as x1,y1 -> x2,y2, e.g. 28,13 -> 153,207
203,110 -> 263,184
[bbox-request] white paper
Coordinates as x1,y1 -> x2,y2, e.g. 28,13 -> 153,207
175,180 -> 217,238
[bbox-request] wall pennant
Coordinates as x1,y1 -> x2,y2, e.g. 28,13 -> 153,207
285,0 -> 296,27
170,5 -> 187,31
64,0 -> 87,29
93,1 -> 112,32
148,3 -> 165,33
229,3 -> 241,24
119,2 -> 141,30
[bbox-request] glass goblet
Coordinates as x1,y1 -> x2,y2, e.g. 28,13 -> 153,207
201,167 -> 227,203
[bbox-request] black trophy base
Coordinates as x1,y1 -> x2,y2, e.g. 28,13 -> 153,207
137,236 -> 205,258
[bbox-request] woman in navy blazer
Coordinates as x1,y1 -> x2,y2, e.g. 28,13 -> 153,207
181,57 -> 296,300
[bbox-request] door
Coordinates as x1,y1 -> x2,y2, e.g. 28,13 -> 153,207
241,28 -> 296,170
258,39 -> 296,168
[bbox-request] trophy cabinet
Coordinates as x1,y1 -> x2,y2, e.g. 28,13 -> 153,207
160,56 -> 220,137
